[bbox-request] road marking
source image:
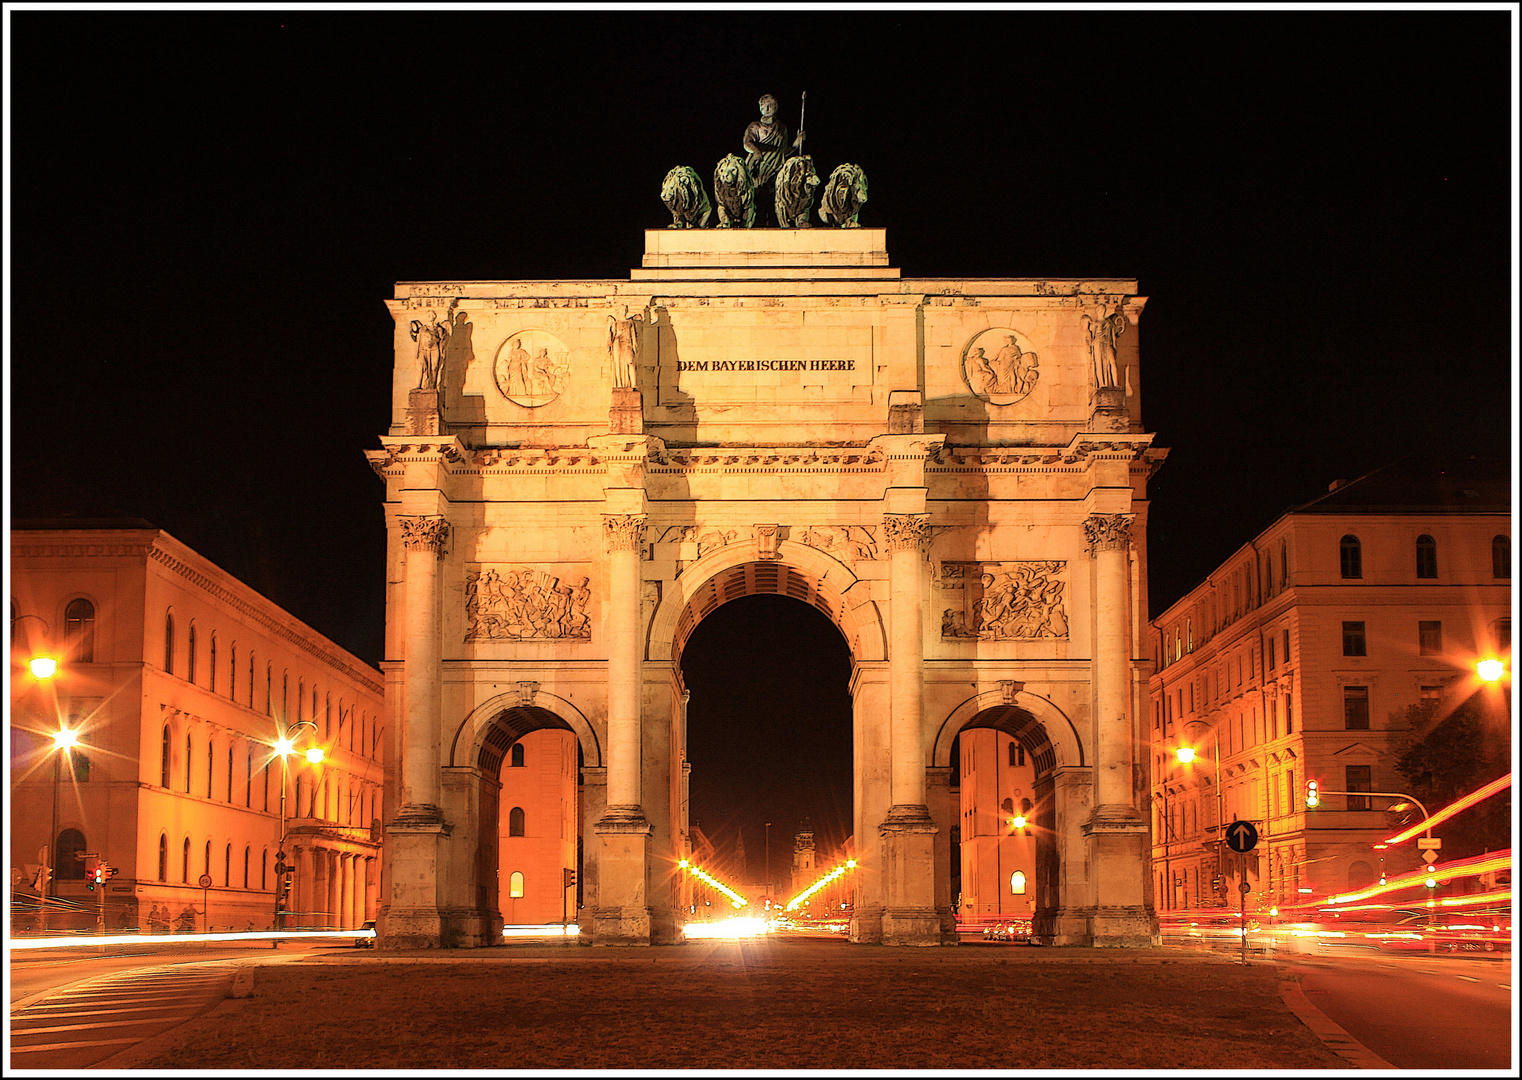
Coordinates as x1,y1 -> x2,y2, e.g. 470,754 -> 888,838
1499,984 -> 1510,990
10,1037 -> 141,1053
16,1004 -> 203,1019
13,1014 -> 196,1036
1455,975 -> 1480,983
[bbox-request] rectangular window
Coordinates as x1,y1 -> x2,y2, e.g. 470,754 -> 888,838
1342,621 -> 1367,657
1343,686 -> 1370,730
1188,683 -> 1194,714
1418,620 -> 1442,656
1269,698 -> 1279,740
1283,628 -> 1290,665
1420,685 -> 1442,703
1267,638 -> 1276,671
1284,691 -> 1293,735
1286,768 -> 1294,814
1345,764 -> 1372,811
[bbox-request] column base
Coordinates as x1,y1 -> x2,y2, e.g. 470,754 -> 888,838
1082,815 -> 1155,946
1033,907 -> 1096,947
441,907 -> 504,949
392,803 -> 447,827
593,806 -> 653,945
378,906 -> 449,949
851,903 -> 884,944
879,807 -> 939,946
1089,905 -> 1160,947
379,817 -> 453,948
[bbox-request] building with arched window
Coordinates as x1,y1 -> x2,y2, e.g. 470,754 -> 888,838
495,730 -> 579,925
10,523 -> 386,934
1148,454 -> 1510,914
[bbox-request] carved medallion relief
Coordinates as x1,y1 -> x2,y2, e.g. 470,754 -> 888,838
465,566 -> 591,641
961,327 -> 1041,406
492,329 -> 571,407
938,561 -> 1068,640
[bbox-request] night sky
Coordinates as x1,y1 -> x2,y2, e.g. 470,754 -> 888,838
8,11 -> 1513,874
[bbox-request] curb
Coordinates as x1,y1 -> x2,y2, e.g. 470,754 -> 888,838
1279,980 -> 1396,1069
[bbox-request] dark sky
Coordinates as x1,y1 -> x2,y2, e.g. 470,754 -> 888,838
9,11 -> 1513,870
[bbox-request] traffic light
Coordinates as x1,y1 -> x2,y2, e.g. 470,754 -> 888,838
1305,779 -> 1320,809
32,864 -> 51,890
562,868 -> 576,889
85,859 -> 99,891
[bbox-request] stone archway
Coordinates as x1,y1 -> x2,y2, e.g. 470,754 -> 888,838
649,543 -> 889,942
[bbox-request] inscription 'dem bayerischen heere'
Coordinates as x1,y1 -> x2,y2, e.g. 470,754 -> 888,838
676,359 -> 857,372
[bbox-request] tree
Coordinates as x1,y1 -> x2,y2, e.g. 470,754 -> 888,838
1392,697 -> 1511,861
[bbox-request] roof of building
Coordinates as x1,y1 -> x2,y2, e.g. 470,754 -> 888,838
1286,453 -> 1510,516
12,517 -> 160,530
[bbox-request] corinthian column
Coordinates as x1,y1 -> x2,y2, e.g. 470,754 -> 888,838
1085,513 -> 1137,818
398,515 -> 448,822
601,513 -> 648,819
883,513 -> 930,818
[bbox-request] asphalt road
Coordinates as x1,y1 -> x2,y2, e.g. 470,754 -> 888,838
1278,951 -> 1512,1070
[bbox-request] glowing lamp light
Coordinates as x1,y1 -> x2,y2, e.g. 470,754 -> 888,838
1476,658 -> 1506,682
29,655 -> 58,680
1175,746 -> 1197,764
53,726 -> 80,750
1425,876 -> 1438,889
678,859 -> 690,869
305,746 -> 326,764
1011,815 -> 1027,830
273,736 -> 296,757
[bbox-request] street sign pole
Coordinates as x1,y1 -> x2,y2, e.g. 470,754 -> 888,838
199,873 -> 212,933
1239,861 -> 1249,965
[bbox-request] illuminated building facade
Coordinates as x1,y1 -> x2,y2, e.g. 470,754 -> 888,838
956,728 -> 1036,918
1148,456 -> 1511,911
495,728 -> 579,924
10,524 -> 385,933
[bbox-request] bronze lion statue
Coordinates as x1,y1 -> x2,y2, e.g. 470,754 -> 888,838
819,163 -> 868,228
661,165 -> 712,229
712,154 -> 756,229
774,155 -> 820,228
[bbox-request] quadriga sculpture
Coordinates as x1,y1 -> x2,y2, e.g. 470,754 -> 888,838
819,163 -> 868,228
773,154 -> 819,228
712,154 -> 756,228
661,166 -> 712,229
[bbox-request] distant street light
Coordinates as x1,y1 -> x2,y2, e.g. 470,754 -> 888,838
29,655 -> 58,680
1175,728 -> 1227,907
272,720 -> 323,933
1476,657 -> 1506,683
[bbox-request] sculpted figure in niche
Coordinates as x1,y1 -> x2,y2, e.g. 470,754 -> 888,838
660,166 -> 712,229
607,305 -> 647,389
1082,305 -> 1127,389
963,328 -> 1040,405
743,93 -> 805,225
713,154 -> 757,228
410,309 -> 450,391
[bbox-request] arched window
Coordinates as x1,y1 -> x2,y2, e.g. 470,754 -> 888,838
158,834 -> 168,882
204,840 -> 212,880
1186,617 -> 1193,653
1265,556 -> 1274,595
510,743 -> 525,768
185,732 -> 194,793
243,846 -> 250,888
209,634 -> 218,692
161,724 -> 172,787
1008,742 -> 1025,767
281,671 -> 288,720
1415,535 -> 1437,579
64,598 -> 96,663
509,806 -> 526,836
1493,535 -> 1511,580
263,761 -> 270,812
1280,541 -> 1288,585
298,680 -> 304,721
509,871 -> 525,898
207,739 -> 215,799
248,652 -> 255,709
314,687 -> 320,731
266,664 -> 273,716
55,828 -> 87,879
224,843 -> 232,887
1339,535 -> 1362,579
229,644 -> 237,700
261,849 -> 268,891
227,746 -> 234,802
182,838 -> 191,883
1010,871 -> 1027,895
246,749 -> 253,807
187,622 -> 198,684
164,611 -> 175,673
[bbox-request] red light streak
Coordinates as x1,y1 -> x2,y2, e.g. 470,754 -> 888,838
1382,773 -> 1512,845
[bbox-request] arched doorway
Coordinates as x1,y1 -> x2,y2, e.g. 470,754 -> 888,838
650,544 -> 891,943
678,592 -> 854,928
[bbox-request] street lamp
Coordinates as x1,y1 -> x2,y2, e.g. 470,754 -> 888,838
1175,724 -> 1227,908
45,724 -> 79,932
1476,657 -> 1507,683
271,720 -> 324,932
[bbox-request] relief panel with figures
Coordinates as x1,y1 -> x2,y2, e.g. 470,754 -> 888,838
938,561 -> 1069,641
465,566 -> 592,642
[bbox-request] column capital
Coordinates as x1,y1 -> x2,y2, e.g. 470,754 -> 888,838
882,513 -> 930,554
399,515 -> 451,554
602,513 -> 648,554
1084,513 -> 1135,555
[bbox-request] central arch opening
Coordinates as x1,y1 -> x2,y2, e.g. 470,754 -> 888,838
678,588 -> 854,929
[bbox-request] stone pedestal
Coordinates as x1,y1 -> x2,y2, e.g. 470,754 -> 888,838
1089,387 -> 1128,432
1084,817 -> 1158,946
378,820 -> 453,948
407,388 -> 442,436
593,808 -> 653,945
879,806 -> 941,946
609,387 -> 643,434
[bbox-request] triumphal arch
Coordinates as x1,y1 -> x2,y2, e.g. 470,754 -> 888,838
368,227 -> 1166,948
